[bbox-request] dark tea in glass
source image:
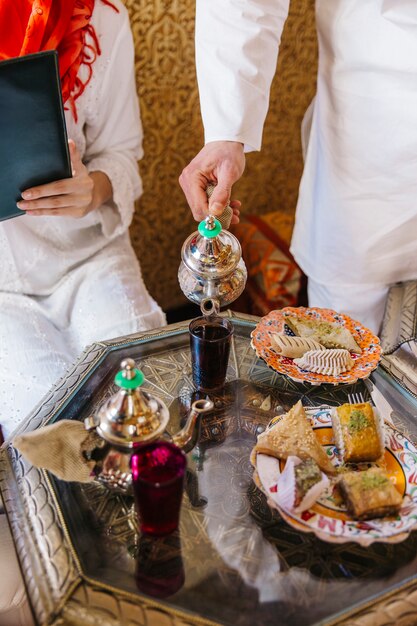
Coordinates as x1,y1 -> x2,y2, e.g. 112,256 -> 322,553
189,316 -> 233,391
130,441 -> 186,536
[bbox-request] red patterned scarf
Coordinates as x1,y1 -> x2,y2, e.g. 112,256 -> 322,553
0,0 -> 118,120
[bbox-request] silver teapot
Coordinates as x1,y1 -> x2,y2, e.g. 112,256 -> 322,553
85,358 -> 213,494
178,215 -> 247,315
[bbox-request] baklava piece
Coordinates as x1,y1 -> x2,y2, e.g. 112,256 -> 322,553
276,456 -> 329,513
332,402 -> 384,463
339,468 -> 402,520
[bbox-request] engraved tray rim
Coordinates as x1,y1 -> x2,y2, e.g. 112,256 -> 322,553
2,311 -> 417,626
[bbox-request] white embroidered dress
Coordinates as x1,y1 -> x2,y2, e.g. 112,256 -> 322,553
0,0 -> 165,439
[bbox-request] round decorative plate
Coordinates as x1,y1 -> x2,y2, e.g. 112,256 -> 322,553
254,407 -> 417,546
250,307 -> 381,385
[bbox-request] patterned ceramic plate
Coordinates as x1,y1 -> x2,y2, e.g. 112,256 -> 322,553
254,407 -> 417,546
250,307 -> 381,385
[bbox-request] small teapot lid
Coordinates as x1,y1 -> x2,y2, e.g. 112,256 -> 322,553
181,216 -> 243,281
89,358 -> 170,449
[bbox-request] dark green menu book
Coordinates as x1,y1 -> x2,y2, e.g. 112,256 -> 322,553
0,50 -> 71,222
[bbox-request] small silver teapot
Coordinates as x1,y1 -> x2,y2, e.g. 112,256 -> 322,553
178,215 -> 247,315
85,358 -> 213,494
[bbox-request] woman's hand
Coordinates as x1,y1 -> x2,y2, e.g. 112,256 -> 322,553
17,140 -> 112,218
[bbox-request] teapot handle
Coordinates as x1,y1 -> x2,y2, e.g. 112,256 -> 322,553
206,183 -> 233,230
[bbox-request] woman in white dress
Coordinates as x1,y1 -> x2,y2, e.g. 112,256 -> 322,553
0,1 -> 166,623
0,0 -> 165,441
179,1 -> 417,334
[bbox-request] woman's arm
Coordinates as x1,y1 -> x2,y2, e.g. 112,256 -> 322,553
82,4 -> 143,237
17,3 -> 142,235
17,140 -> 112,218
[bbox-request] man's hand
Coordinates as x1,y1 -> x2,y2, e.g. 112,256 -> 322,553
17,140 -> 112,218
179,141 -> 245,224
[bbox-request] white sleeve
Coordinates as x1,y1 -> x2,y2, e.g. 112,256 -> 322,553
196,0 -> 290,152
84,8 -> 143,239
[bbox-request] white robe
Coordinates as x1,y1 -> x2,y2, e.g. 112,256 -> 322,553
196,0 -> 417,288
0,0 -> 165,439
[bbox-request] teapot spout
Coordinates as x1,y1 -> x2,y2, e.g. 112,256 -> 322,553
200,296 -> 220,317
172,399 -> 214,452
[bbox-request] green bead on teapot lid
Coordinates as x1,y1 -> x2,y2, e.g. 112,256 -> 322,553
114,359 -> 144,389
197,215 -> 222,238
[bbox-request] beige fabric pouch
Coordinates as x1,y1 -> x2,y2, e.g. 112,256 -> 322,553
13,420 -> 102,483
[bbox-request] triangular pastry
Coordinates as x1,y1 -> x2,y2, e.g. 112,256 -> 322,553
252,401 -> 336,475
284,316 -> 362,354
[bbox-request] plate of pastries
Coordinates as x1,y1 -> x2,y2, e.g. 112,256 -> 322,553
251,400 -> 417,545
251,306 -> 381,385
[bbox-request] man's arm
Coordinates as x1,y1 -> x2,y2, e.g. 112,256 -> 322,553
180,0 -> 290,221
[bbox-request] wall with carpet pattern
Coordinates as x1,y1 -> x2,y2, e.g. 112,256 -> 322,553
124,0 -> 318,311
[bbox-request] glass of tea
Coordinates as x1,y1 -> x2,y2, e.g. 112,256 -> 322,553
189,316 -> 234,391
130,441 -> 187,536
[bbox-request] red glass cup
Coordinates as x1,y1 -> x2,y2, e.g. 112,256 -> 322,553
189,316 -> 233,391
130,441 -> 187,536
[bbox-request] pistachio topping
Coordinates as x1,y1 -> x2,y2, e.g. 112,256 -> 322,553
347,409 -> 371,434
360,472 -> 390,490
294,458 -> 322,497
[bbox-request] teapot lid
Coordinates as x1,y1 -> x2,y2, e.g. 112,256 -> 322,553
181,215 -> 242,280
91,358 -> 170,449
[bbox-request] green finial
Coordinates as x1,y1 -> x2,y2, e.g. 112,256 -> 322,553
198,216 -> 222,239
115,358 -> 144,389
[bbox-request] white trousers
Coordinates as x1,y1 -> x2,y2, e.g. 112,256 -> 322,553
0,239 -> 165,441
307,278 -> 389,335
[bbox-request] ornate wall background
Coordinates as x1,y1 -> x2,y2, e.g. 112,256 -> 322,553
125,0 -> 318,311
